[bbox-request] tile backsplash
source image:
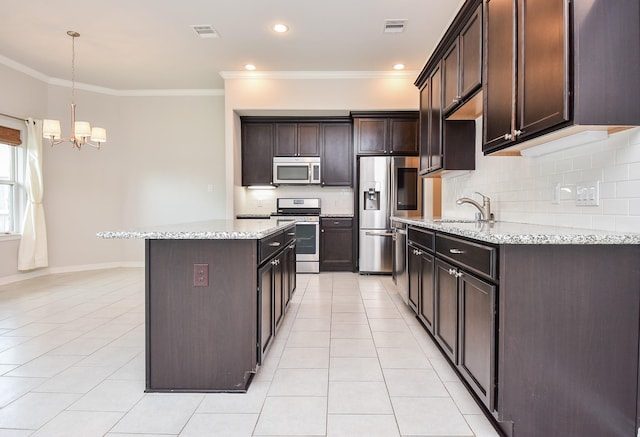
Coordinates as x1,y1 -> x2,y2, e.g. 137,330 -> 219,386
235,185 -> 354,216
441,120 -> 640,233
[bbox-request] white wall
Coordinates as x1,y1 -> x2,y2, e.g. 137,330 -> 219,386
0,64 -> 226,282
223,74 -> 420,216
441,119 -> 640,232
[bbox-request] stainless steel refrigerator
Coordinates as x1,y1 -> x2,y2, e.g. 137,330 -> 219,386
358,156 -> 421,273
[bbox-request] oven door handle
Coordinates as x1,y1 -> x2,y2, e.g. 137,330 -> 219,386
365,231 -> 394,237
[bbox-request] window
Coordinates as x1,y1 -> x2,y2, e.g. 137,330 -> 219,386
0,121 -> 25,235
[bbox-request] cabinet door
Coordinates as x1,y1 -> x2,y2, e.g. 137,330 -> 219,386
460,5 -> 482,98
407,245 -> 421,314
321,123 -> 352,186
419,253 -> 435,333
320,219 -> 353,271
442,40 -> 461,114
389,118 -> 418,155
517,0 -> 569,138
429,64 -> 443,172
273,256 -> 284,330
274,123 -> 297,156
434,258 -> 458,363
458,271 -> 496,410
298,124 -> 321,156
355,118 -> 388,154
286,241 -> 297,303
258,263 -> 274,364
483,0 -> 516,153
241,123 -> 273,186
419,81 -> 431,173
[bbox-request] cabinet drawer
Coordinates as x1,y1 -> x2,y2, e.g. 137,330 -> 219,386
321,217 -> 352,228
283,225 -> 297,245
408,226 -> 434,252
259,230 -> 285,264
436,234 -> 497,280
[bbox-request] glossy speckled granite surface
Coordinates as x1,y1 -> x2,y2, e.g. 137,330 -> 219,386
97,219 -> 292,240
392,216 -> 640,245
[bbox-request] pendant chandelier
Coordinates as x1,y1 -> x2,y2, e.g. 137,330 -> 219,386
43,31 -> 107,150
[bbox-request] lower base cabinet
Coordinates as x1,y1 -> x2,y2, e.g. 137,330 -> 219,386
434,259 -> 460,364
258,233 -> 296,365
458,269 -> 495,410
408,226 -> 497,412
320,217 -> 354,271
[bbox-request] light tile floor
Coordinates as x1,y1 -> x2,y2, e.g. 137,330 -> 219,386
0,268 -> 500,436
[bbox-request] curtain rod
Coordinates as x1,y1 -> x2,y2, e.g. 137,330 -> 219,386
0,112 -> 28,122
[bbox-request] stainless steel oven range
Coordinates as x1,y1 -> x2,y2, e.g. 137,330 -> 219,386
271,198 -> 320,273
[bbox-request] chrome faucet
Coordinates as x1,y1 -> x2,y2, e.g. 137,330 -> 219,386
456,192 -> 494,222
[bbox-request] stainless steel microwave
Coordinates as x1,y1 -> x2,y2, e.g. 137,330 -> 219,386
273,157 -> 321,184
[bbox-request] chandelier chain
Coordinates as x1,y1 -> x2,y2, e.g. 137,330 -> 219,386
71,34 -> 76,104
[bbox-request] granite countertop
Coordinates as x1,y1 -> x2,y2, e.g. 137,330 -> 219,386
97,218 -> 293,240
392,216 -> 640,245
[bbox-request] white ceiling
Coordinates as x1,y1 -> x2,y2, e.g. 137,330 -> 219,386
0,0 -> 465,91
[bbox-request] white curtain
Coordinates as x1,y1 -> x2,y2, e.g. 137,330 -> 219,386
18,118 -> 48,270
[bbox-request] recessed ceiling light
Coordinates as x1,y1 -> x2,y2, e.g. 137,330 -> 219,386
272,23 -> 289,33
393,63 -> 405,70
245,64 -> 256,71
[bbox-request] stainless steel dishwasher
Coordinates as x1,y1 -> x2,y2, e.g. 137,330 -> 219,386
392,221 -> 409,305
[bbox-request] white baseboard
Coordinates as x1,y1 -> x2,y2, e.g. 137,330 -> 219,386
0,262 -> 144,286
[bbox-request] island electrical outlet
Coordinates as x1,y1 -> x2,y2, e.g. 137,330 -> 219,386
193,264 -> 209,287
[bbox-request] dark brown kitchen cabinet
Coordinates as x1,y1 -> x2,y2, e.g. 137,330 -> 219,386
320,217 -> 353,271
458,269 -> 495,410
408,246 -> 435,332
434,258 -> 459,363
258,229 -> 296,364
274,123 -> 320,157
483,0 -> 640,154
258,261 -> 274,362
419,67 -> 475,176
443,4 -> 482,115
241,122 -> 274,186
321,123 -> 352,186
407,226 -> 436,332
352,112 -> 419,156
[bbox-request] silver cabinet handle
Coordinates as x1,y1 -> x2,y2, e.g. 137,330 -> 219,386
333,221 -> 340,225
514,129 -> 523,137
455,271 -> 464,278
271,260 -> 278,266
287,232 -> 296,236
504,133 -> 513,140
289,244 -> 295,249
448,268 -> 456,276
449,248 -> 464,254
268,242 -> 281,247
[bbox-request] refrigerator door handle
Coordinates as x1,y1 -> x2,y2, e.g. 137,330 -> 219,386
365,231 -> 394,237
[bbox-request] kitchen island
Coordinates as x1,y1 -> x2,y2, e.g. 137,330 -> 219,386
392,216 -> 640,437
98,219 -> 297,393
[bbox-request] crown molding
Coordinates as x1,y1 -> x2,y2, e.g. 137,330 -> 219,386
219,70 -> 419,80
0,54 -> 224,97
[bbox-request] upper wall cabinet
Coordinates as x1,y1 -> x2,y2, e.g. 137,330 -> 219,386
416,0 -> 480,176
483,0 -> 640,154
352,112 -> 419,156
321,123 -> 352,187
241,122 -> 274,186
274,123 -> 321,157
241,117 -> 353,187
443,4 -> 483,115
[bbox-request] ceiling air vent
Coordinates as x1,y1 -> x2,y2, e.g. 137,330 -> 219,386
190,25 -> 220,39
383,19 -> 407,33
